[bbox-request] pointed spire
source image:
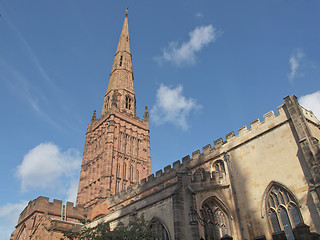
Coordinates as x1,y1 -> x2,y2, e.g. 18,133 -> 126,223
144,106 -> 149,122
114,9 -> 131,57
102,10 -> 135,116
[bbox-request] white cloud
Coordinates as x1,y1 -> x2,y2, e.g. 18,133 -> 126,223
16,142 -> 81,193
151,84 -> 201,130
287,48 -> 304,84
66,180 -> 79,203
195,12 -> 203,18
299,91 -> 320,120
155,25 -> 219,66
0,201 -> 28,240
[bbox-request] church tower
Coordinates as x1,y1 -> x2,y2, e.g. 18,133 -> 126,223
76,10 -> 151,208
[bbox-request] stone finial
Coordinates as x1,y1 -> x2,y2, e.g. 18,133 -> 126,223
144,106 -> 149,122
91,110 -> 97,123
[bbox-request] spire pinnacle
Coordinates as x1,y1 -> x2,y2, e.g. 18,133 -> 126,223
101,12 -> 135,116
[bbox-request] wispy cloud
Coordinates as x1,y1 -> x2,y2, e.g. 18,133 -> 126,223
287,48 -> 304,84
151,84 -> 201,130
0,57 -> 61,128
0,201 -> 28,240
4,17 -> 56,87
195,12 -> 203,18
299,90 -> 320,120
155,25 -> 220,66
16,142 -> 81,197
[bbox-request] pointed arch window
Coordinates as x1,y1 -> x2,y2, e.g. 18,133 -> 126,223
212,160 -> 225,178
266,184 -> 303,240
201,197 -> 231,240
150,218 -> 170,240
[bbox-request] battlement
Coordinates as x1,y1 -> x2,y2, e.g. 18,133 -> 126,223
177,104 -> 288,164
17,196 -> 86,226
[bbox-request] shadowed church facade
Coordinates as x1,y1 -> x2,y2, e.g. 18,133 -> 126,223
11,11 -> 320,240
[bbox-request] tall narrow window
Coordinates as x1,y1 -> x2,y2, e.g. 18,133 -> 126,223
123,163 -> 127,179
116,164 -> 120,178
266,184 -> 303,240
119,55 -> 123,66
130,165 -> 133,181
115,181 -> 120,193
105,97 -> 109,110
124,134 -> 127,154
136,170 -> 139,182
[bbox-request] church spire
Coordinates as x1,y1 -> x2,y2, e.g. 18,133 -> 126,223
102,10 -> 135,116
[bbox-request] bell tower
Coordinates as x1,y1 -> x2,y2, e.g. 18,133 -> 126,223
76,10 -> 151,208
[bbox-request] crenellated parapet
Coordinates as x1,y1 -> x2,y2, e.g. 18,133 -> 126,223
17,196 -> 86,227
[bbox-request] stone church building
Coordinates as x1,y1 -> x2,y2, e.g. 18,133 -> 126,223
11,11 -> 320,240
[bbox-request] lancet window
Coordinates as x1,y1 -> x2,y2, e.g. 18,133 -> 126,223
201,198 -> 231,240
266,184 -> 303,240
119,55 -> 123,66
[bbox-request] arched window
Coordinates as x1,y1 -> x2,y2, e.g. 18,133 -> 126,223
266,184 -> 303,240
201,197 -> 231,240
212,160 -> 225,178
150,218 -> 170,240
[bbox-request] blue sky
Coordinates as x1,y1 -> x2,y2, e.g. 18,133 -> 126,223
1,0 -> 320,239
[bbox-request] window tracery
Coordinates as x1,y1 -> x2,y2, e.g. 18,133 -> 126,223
266,184 -> 303,240
150,218 -> 170,240
201,198 -> 231,240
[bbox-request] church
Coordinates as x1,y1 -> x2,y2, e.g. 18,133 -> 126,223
11,11 -> 320,240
